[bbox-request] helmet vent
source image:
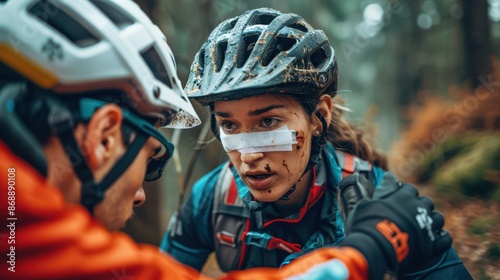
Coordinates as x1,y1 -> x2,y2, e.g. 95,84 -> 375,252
220,18 -> 237,33
214,41 -> 228,72
197,49 -> 205,77
141,46 -> 172,88
236,34 -> 259,68
261,37 -> 296,67
28,1 -> 100,47
170,53 -> 177,69
310,47 -> 327,68
249,14 -> 276,26
288,23 -> 308,33
90,0 -> 135,30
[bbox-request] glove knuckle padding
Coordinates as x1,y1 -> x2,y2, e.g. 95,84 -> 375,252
343,173 -> 452,277
396,182 -> 420,198
430,211 -> 445,230
419,195 -> 435,211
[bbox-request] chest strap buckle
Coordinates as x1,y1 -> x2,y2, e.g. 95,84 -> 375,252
243,231 -> 302,253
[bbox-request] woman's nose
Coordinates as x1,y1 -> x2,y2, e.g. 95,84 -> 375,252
240,151 -> 264,165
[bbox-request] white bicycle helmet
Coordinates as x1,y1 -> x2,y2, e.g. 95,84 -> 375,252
0,0 -> 200,128
0,0 -> 200,212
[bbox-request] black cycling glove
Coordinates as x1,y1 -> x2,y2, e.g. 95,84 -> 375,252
341,173 -> 452,279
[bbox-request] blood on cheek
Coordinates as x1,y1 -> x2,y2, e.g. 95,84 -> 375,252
296,130 -> 305,150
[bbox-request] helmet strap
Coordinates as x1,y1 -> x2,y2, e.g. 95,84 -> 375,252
48,101 -> 149,213
278,184 -> 296,201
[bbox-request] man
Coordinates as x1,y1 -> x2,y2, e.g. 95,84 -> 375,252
0,1 -> 451,279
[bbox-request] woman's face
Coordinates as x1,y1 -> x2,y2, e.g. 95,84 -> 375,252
213,94 -> 318,202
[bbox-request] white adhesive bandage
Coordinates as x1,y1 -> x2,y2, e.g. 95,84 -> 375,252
220,125 -> 298,153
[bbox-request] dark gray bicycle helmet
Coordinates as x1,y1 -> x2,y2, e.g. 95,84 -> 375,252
185,7 -> 338,104
185,8 -> 338,209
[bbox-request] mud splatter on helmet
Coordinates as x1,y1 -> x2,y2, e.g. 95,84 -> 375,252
185,7 -> 338,105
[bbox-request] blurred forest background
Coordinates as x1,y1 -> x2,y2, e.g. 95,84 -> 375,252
126,0 -> 500,278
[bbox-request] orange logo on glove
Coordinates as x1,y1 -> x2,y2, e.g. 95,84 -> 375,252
376,219 -> 409,263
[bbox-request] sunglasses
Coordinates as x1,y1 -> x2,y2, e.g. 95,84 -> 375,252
79,98 -> 174,182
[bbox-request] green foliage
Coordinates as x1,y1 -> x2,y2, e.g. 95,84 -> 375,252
468,215 -> 497,236
432,134 -> 500,202
418,136 -> 478,182
477,269 -> 491,280
490,185 -> 500,203
487,242 -> 500,261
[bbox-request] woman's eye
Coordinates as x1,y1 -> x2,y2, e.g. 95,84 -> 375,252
261,117 -> 279,128
220,121 -> 234,132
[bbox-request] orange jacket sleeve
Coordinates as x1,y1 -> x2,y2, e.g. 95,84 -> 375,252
0,142 -> 368,280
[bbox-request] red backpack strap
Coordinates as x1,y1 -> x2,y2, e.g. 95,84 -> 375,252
224,175 -> 238,204
335,150 -> 373,180
212,162 -> 251,271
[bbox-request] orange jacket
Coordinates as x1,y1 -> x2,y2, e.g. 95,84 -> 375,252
0,141 -> 368,280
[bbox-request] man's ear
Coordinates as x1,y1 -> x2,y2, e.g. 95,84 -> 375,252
78,104 -> 124,170
312,94 -> 333,133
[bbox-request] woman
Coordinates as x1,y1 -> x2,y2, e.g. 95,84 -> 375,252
160,8 -> 471,279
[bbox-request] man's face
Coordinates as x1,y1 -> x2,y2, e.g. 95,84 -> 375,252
91,129 -> 163,231
43,102 -> 166,231
93,135 -> 161,231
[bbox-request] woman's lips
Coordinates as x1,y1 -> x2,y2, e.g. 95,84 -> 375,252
244,173 -> 276,190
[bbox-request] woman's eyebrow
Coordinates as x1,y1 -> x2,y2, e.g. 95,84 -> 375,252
213,104 -> 286,118
249,104 -> 286,116
213,111 -> 231,118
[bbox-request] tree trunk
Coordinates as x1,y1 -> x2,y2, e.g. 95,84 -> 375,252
461,0 -> 493,88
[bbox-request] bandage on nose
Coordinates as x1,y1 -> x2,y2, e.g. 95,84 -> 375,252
220,125 -> 298,153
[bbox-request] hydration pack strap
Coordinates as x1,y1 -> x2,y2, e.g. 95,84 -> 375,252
335,150 -> 373,179
243,231 -> 302,254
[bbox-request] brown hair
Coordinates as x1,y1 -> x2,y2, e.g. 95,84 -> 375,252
326,97 -> 388,170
